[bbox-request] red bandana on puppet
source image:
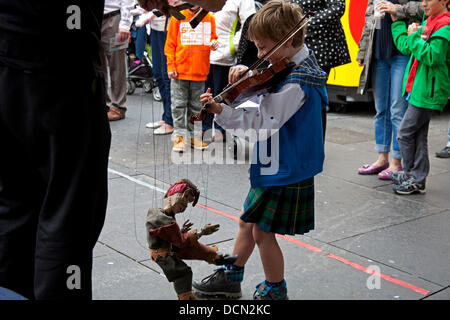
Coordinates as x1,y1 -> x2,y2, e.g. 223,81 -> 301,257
164,179 -> 200,206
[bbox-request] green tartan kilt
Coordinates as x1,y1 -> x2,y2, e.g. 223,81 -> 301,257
240,178 -> 315,235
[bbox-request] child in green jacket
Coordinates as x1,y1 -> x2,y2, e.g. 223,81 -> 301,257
390,0 -> 449,195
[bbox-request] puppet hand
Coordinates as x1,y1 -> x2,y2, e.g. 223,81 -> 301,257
181,219 -> 194,233
200,223 -> 220,236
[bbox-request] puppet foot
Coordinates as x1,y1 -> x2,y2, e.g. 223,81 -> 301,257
178,291 -> 198,300
214,253 -> 238,266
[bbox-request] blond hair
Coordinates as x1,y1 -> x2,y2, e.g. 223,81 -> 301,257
248,0 -> 306,48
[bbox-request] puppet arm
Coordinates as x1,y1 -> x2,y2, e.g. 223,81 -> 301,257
149,222 -> 200,247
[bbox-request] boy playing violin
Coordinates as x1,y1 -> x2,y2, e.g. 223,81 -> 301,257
193,0 -> 328,300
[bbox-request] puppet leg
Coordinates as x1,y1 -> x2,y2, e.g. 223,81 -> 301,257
154,255 -> 197,299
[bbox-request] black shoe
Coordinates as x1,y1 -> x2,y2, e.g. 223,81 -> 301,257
214,253 -> 238,265
436,146 -> 450,158
253,281 -> 289,300
192,267 -> 242,299
394,178 -> 426,195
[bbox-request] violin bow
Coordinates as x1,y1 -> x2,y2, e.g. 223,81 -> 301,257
239,11 -> 316,79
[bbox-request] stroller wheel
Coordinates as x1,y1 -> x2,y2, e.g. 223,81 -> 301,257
143,80 -> 153,93
152,86 -> 162,101
127,80 -> 136,95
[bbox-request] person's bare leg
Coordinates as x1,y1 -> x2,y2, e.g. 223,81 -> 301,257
372,152 -> 389,167
253,225 -> 284,283
232,220 -> 256,267
388,157 -> 402,172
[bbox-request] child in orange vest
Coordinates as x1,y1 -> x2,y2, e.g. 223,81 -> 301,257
164,6 -> 219,152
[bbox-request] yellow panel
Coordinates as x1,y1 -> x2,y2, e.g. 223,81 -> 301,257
327,0 -> 365,88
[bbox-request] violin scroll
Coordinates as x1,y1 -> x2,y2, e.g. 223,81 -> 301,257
189,106 -> 208,123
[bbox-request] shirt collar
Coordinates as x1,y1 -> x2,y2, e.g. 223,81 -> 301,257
290,44 -> 309,65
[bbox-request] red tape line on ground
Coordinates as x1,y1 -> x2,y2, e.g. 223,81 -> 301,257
325,254 -> 430,296
197,202 -> 430,296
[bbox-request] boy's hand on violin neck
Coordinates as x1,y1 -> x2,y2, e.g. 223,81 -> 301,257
229,65 -> 249,84
200,88 -> 222,114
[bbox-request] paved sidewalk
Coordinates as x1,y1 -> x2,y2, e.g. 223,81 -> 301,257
93,90 -> 450,300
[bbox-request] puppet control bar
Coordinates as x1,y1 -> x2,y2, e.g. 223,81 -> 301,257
152,2 -> 208,29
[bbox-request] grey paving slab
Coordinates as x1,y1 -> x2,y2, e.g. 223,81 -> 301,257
93,242 -> 117,258
375,172 -> 450,210
310,174 -> 443,243
331,210 -> 450,287
92,250 -> 173,300
138,161 -> 251,213
322,142 -> 449,192
276,237 -> 440,300
173,233 -> 440,300
98,177 -> 153,262
424,287 -> 450,300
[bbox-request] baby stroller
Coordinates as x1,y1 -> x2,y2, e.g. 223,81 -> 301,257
126,50 -> 159,99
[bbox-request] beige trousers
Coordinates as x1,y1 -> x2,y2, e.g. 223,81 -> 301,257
100,13 -> 127,111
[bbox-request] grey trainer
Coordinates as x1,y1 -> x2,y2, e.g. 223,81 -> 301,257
253,281 -> 288,300
390,171 -> 410,185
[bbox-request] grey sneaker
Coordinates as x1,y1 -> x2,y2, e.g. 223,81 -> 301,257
253,281 -> 288,300
390,171 -> 410,185
192,267 -> 242,299
394,178 -> 426,195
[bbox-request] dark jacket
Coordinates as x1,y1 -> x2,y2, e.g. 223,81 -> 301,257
291,0 -> 351,69
0,1 -> 104,76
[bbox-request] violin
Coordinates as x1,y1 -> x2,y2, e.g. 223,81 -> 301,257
190,11 -> 315,124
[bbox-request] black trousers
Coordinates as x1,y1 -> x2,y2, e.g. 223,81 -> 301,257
0,65 -> 111,299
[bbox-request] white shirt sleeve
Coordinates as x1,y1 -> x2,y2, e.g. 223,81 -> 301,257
239,0 -> 256,24
119,0 -> 135,31
214,83 -> 306,142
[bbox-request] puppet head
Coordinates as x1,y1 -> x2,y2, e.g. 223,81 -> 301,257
163,179 -> 200,214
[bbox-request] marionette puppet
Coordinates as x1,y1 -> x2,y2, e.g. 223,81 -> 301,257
145,179 -> 237,300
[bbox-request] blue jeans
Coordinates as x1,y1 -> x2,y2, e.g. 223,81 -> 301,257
151,29 -> 173,126
135,26 -> 148,61
372,54 -> 409,160
447,121 -> 450,147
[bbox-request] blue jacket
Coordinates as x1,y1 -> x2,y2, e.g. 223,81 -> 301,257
250,53 -> 328,188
